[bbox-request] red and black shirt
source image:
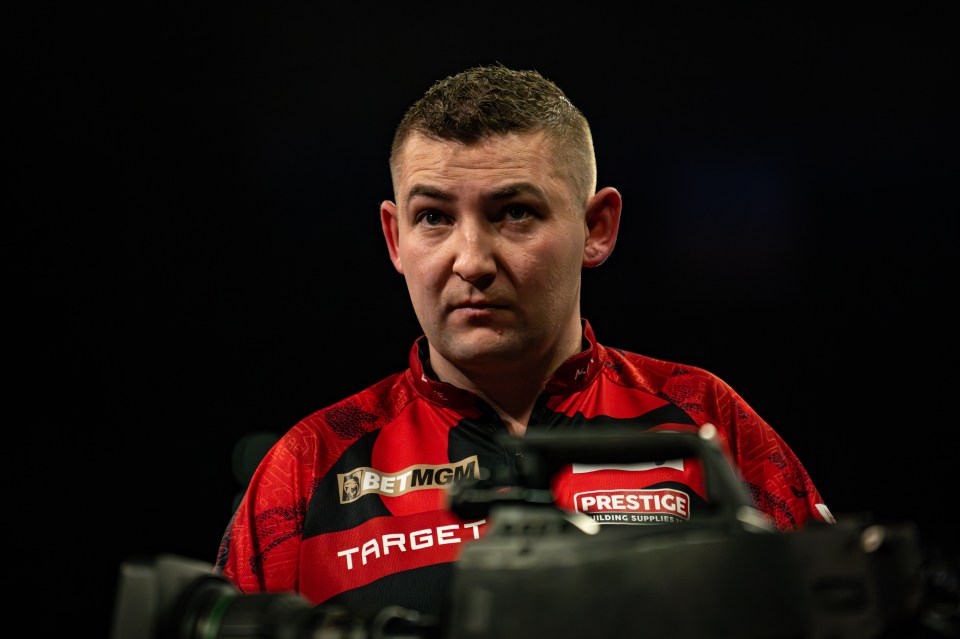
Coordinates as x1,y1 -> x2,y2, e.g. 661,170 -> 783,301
215,320 -> 832,618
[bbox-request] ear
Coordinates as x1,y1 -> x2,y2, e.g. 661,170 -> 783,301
380,200 -> 404,274
582,187 -> 622,267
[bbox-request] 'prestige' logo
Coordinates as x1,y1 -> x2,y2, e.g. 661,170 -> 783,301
574,488 -> 691,524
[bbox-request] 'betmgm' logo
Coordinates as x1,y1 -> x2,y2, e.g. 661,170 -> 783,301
337,456 -> 480,504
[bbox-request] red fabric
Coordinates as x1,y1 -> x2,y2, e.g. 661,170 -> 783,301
216,319 -> 831,612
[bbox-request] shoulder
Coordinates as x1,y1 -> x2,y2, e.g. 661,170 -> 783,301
599,345 -> 753,426
264,370 -> 415,470
602,345 -> 731,394
295,370 -> 415,439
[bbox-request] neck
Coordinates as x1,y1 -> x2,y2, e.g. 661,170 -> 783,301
428,322 -> 585,436
468,374 -> 544,437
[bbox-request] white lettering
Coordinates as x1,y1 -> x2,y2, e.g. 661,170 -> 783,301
362,471 -> 380,491
676,494 -> 688,517
380,475 -> 396,493
361,539 -> 380,565
338,457 -> 480,502
410,528 -> 433,550
336,520 -> 487,570
575,489 -> 691,519
463,519 -> 485,539
337,547 -> 360,570
382,533 -> 406,554
436,524 -> 460,545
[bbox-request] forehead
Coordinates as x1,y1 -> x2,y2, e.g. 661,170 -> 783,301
394,130 -> 569,202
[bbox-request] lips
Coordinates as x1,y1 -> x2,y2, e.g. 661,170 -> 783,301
450,300 -> 508,311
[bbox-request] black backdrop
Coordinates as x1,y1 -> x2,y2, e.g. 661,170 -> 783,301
8,7 -> 956,636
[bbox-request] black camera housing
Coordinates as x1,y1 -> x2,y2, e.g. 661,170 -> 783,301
111,429 -> 931,639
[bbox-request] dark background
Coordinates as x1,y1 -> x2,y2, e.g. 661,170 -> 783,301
8,6 -> 956,636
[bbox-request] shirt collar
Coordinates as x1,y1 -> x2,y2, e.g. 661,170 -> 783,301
407,319 -> 607,407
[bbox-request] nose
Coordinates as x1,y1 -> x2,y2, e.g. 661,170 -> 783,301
452,222 -> 497,288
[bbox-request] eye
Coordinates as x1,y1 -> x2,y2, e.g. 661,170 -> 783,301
503,204 -> 534,221
415,209 -> 448,226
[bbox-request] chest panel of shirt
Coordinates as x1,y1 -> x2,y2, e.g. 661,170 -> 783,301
514,386 -> 712,522
543,375 -> 698,425
302,401 -> 487,539
303,383 -> 718,543
298,405 -> 490,607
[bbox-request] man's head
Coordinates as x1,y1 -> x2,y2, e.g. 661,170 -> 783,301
389,63 -> 597,211
381,64 -> 621,385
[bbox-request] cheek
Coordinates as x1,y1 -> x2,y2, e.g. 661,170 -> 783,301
518,242 -> 581,296
522,235 -> 583,288
402,247 -> 446,291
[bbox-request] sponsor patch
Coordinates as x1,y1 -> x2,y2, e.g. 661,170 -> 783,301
571,458 -> 684,473
574,488 -> 691,525
338,456 -> 480,503
337,519 -> 486,570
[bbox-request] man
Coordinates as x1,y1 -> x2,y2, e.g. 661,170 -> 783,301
215,63 -> 833,621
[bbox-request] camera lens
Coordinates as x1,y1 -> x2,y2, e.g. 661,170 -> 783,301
164,575 -> 318,639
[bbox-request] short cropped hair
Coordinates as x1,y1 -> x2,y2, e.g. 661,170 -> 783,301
389,63 -> 597,209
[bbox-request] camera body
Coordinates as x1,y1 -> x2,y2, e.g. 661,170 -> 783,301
444,505 -> 921,638
111,430 -> 928,639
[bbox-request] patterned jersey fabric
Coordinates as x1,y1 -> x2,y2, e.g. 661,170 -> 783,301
215,320 -> 832,618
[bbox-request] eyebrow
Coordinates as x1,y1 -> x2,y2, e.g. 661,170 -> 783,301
404,182 -> 548,207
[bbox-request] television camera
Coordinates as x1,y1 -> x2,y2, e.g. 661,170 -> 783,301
110,428 -> 954,638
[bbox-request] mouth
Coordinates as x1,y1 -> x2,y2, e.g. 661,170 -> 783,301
450,300 -> 508,311
448,300 -> 510,317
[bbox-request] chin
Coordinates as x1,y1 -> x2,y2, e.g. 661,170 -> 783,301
445,331 -> 529,364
